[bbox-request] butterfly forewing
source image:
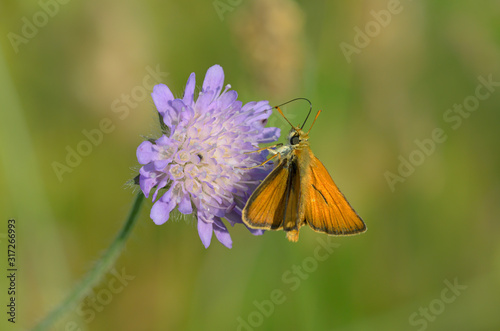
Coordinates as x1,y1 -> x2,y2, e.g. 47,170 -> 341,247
243,161 -> 288,230
243,157 -> 302,231
303,153 -> 366,235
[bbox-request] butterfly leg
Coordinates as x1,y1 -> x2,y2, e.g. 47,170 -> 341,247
237,152 -> 280,170
244,143 -> 283,155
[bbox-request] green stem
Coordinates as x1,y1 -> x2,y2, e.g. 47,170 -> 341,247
32,192 -> 145,331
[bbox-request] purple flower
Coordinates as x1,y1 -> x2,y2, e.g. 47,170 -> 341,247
136,65 -> 280,248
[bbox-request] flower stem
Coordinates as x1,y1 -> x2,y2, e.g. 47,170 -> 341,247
32,192 -> 145,331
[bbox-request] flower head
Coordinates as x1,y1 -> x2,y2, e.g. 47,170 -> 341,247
137,65 -> 280,248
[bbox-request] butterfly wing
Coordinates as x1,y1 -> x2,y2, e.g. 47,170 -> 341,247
303,153 -> 366,235
281,157 -> 301,233
243,156 -> 301,232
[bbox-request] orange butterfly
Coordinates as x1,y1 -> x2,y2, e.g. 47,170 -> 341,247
242,99 -> 366,242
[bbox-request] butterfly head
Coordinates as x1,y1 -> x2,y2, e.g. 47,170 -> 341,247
288,127 -> 308,147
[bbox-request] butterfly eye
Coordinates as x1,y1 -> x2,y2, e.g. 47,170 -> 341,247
290,135 -> 300,145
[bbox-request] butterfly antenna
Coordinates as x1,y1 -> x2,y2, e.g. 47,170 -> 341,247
306,110 -> 322,134
274,106 -> 296,129
273,98 -> 313,130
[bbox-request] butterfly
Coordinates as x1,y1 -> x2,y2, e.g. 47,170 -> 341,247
242,98 -> 366,242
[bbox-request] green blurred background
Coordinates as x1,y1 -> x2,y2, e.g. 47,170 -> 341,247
1,0 -> 500,330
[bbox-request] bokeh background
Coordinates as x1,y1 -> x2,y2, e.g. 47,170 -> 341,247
1,0 -> 500,330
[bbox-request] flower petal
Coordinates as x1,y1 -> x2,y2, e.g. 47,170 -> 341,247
197,220 -> 213,248
155,135 -> 174,146
178,193 -> 193,214
152,177 -> 169,202
150,200 -> 175,225
153,159 -> 170,171
136,141 -> 155,164
246,227 -> 265,236
258,127 -> 281,143
202,64 -> 224,95
213,218 -> 232,248
139,173 -> 156,198
183,72 -> 196,105
195,90 -> 215,110
152,84 -> 174,116
224,210 -> 241,226
217,90 -> 238,110
242,100 -> 269,112
171,99 -> 193,127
